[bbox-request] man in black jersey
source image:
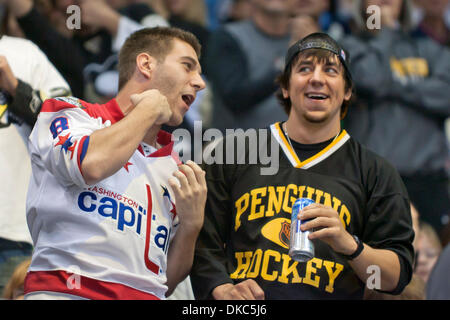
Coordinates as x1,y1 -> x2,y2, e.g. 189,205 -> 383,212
190,33 -> 414,300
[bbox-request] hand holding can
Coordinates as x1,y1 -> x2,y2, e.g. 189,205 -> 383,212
289,198 -> 315,262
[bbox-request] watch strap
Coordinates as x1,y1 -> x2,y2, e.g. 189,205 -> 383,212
342,235 -> 364,260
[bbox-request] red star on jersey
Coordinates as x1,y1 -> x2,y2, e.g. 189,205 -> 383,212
124,162 -> 133,172
55,133 -> 70,147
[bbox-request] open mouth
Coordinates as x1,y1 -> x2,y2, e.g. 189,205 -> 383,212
305,93 -> 329,100
181,94 -> 195,106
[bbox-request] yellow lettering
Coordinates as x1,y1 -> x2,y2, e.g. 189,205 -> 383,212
246,249 -> 263,278
322,192 -> 332,207
332,197 -> 341,212
323,261 -> 344,293
302,258 -> 323,288
261,249 -> 280,281
315,189 -> 324,204
278,254 -> 302,284
403,58 -> 428,77
339,204 -> 351,227
229,251 -> 346,292
230,251 -> 253,279
305,186 -> 315,199
390,57 -> 406,77
297,185 -> 306,199
234,193 -> 249,231
266,186 -> 285,217
248,187 -> 267,221
282,184 -> 297,213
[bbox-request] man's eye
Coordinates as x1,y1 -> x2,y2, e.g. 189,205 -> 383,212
326,67 -> 338,74
299,66 -> 311,72
183,62 -> 192,70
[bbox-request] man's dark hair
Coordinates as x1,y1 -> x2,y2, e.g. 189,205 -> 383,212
118,27 -> 201,90
275,48 -> 353,119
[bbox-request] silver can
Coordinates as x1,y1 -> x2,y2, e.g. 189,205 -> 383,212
289,198 -> 315,262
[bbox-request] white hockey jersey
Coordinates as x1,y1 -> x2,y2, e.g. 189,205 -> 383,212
25,97 -> 181,300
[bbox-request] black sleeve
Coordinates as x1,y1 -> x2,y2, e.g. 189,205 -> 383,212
362,153 -> 415,295
17,6 -> 85,98
190,149 -> 235,299
8,79 -> 71,126
205,28 -> 280,113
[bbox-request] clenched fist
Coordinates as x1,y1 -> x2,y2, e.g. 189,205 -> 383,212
130,89 -> 172,125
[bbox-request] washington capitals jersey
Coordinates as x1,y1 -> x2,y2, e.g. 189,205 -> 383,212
191,122 -> 414,299
25,97 -> 180,299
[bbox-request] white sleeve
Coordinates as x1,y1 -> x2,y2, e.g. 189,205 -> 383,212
29,98 -> 104,188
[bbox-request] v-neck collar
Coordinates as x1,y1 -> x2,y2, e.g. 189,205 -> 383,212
270,122 -> 350,169
137,130 -> 181,164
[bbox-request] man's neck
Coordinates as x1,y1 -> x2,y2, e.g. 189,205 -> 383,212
284,117 -> 341,145
115,83 -> 161,149
253,11 -> 290,37
142,126 -> 161,148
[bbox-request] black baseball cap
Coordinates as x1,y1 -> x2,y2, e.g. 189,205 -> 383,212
284,32 -> 352,85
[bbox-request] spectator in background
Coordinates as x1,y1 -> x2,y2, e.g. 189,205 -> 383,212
426,243 -> 450,299
341,0 -> 450,236
0,31 -> 71,294
219,0 -> 252,24
2,258 -> 31,300
5,0 -> 167,100
415,222 -> 442,284
412,0 -> 450,47
289,0 -> 351,43
206,0 -> 292,131
154,0 -> 210,72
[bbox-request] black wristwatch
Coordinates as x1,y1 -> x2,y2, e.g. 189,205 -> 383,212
342,235 -> 364,260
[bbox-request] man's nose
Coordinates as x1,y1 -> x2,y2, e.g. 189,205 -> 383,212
192,72 -> 206,91
309,66 -> 325,86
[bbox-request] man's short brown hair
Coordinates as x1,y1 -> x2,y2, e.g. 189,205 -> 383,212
118,27 -> 201,90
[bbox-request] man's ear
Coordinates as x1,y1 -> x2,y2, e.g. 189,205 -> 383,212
135,53 -> 156,79
344,87 -> 352,102
281,87 -> 289,99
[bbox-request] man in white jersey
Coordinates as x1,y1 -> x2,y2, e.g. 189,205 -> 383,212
24,27 -> 207,300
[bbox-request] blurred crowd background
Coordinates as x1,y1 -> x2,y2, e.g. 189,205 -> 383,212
0,0 -> 449,300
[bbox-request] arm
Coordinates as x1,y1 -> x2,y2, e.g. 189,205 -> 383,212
206,29 -> 280,112
80,0 -> 121,37
300,155 -> 414,294
340,29 -> 398,100
165,161 -> 207,297
189,158 -> 235,299
11,0 -> 85,97
79,0 -> 168,53
300,204 -> 401,292
342,30 -> 450,118
190,137 -> 265,300
0,53 -> 70,126
8,79 -> 69,126
81,90 -> 171,185
389,41 -> 450,118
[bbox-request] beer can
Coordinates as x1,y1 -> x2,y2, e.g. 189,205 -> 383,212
289,198 -> 315,262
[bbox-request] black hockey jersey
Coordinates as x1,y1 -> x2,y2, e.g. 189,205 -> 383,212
190,122 -> 414,299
